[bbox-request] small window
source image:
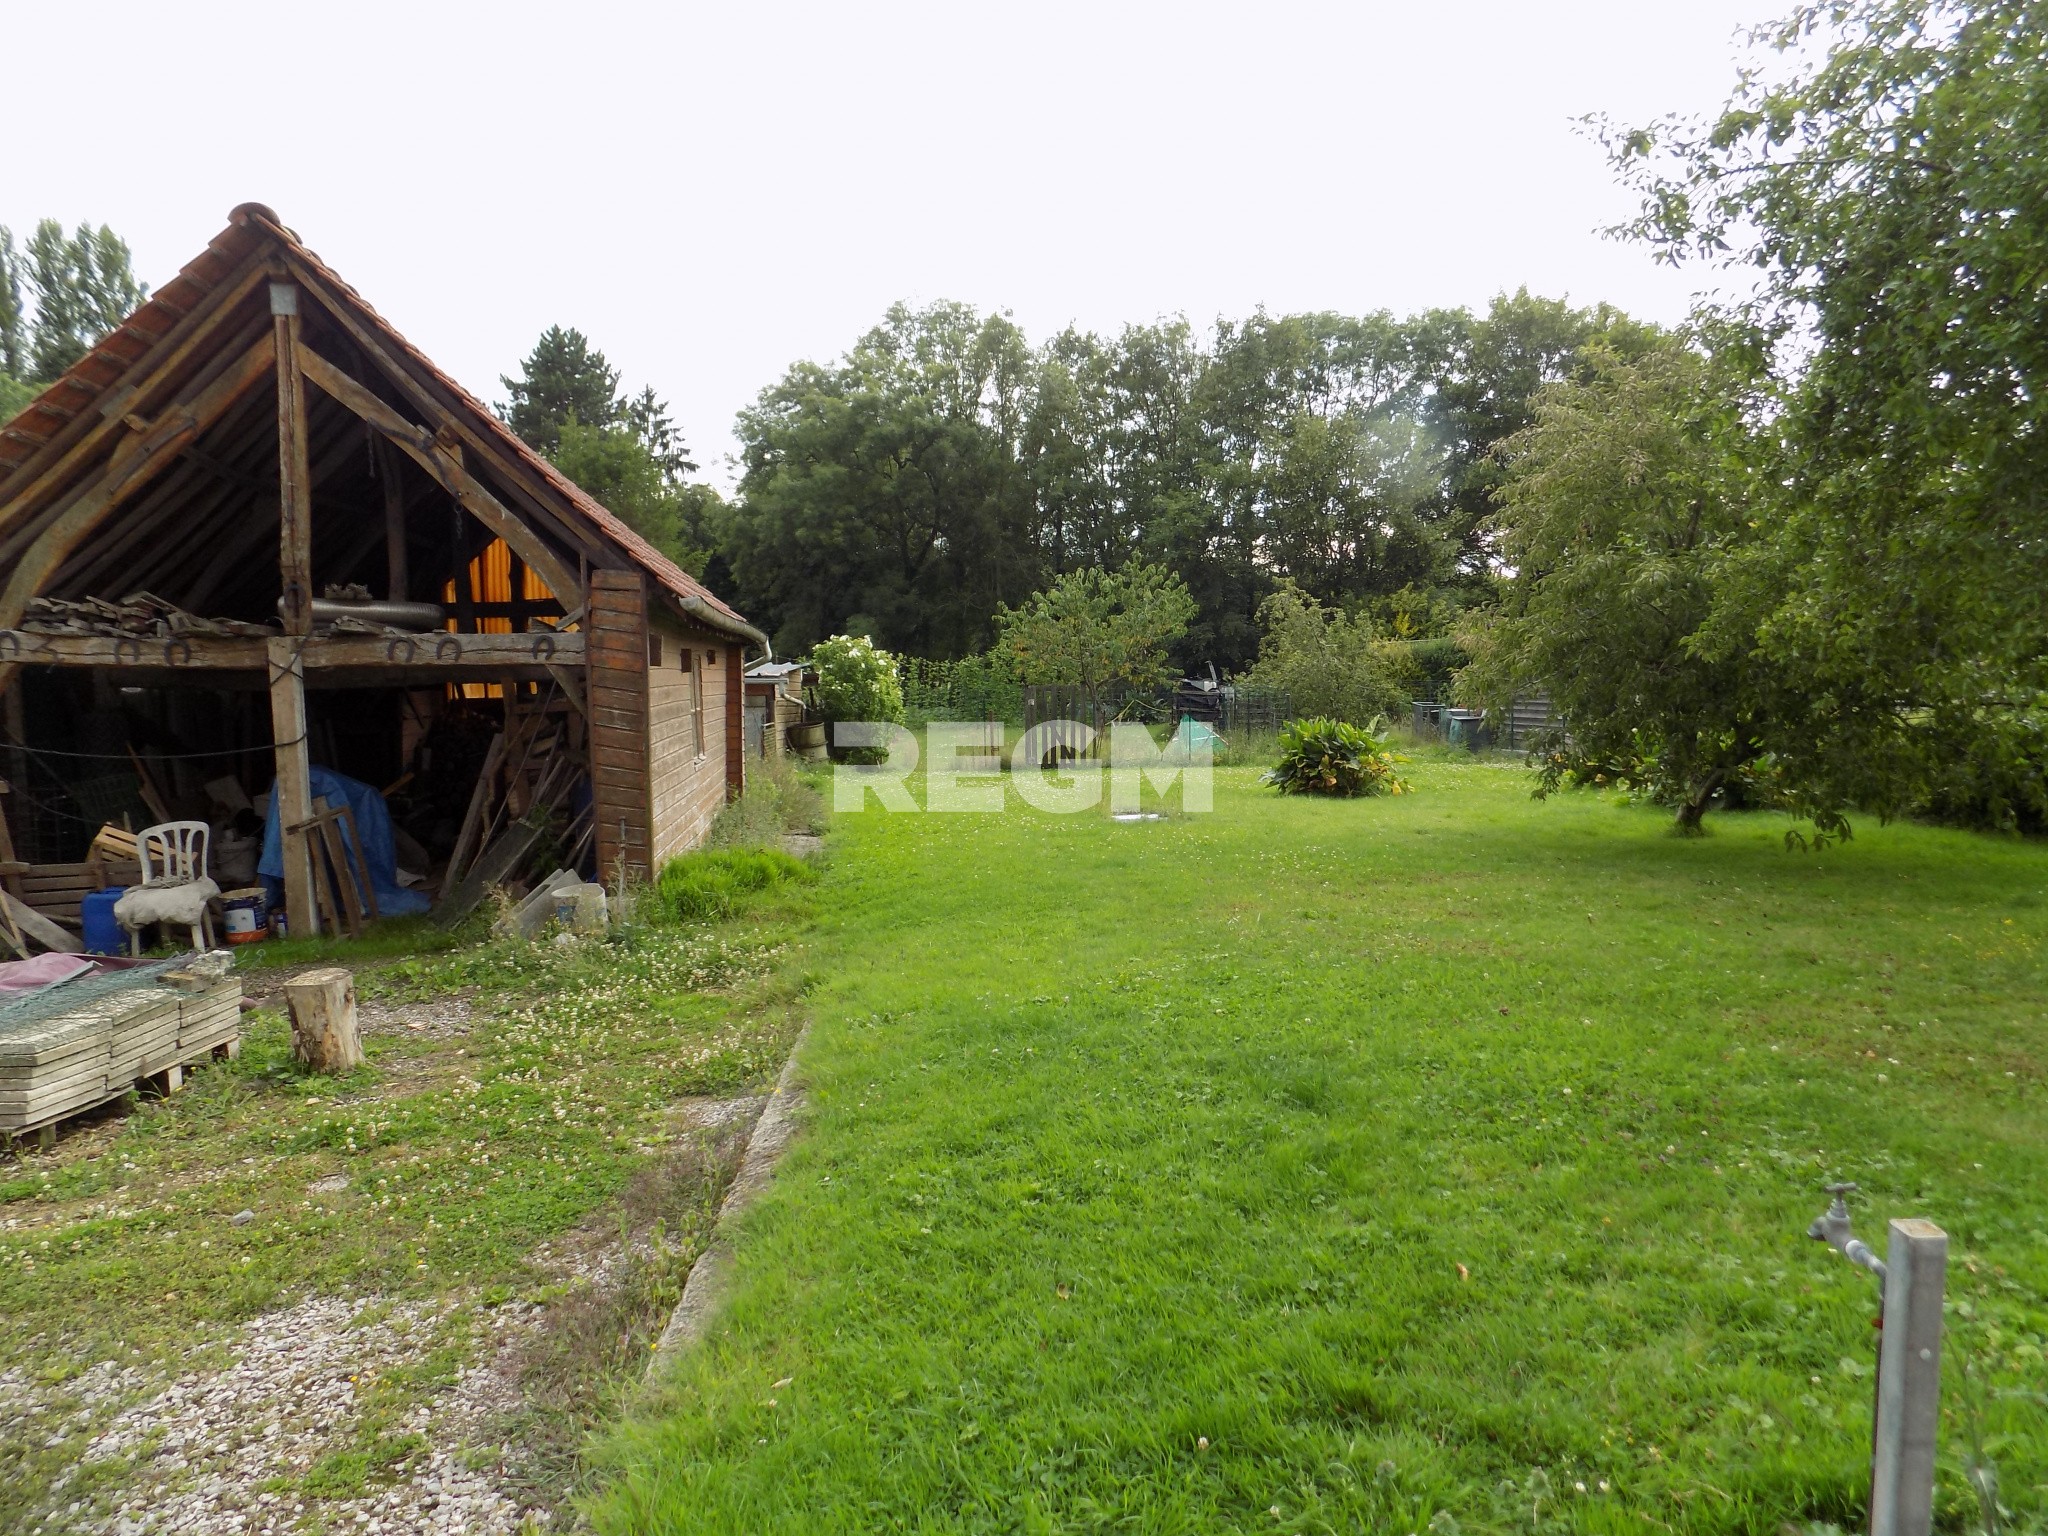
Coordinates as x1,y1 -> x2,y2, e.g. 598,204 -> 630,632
648,635 -> 662,666
678,646 -> 692,671
705,649 -> 717,666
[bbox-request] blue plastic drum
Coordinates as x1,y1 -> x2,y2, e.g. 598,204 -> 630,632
81,887 -> 128,956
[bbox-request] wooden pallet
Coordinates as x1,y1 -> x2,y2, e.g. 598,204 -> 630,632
17,858 -> 143,930
0,977 -> 242,1145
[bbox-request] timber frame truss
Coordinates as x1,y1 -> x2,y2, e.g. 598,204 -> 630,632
0,202 -> 762,933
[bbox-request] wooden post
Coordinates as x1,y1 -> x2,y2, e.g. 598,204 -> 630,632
267,635 -> 318,937
284,967 -> 362,1073
1872,1219 -> 1947,1536
379,437 -> 408,602
272,283 -> 314,635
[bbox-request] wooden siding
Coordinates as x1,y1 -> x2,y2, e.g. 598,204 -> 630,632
724,644 -> 745,798
588,569 -> 652,882
647,611 -> 733,863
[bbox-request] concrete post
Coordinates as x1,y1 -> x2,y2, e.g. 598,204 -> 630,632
1870,1218 -> 1947,1536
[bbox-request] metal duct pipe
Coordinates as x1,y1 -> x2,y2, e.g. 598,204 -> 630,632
279,597 -> 449,630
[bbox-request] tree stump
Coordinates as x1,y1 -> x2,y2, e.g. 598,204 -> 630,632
284,967 -> 362,1073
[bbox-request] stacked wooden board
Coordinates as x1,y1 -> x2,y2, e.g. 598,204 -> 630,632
0,962 -> 241,1136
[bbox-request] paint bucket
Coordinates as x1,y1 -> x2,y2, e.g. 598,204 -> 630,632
221,888 -> 269,945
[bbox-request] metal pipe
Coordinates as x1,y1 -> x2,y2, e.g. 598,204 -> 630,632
277,597 -> 448,630
1810,1183 -> 1890,1286
1808,1183 -> 1947,1536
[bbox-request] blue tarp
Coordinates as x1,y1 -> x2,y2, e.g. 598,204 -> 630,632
259,766 -> 431,918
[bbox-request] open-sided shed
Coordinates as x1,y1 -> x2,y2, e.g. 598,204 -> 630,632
0,203 -> 763,939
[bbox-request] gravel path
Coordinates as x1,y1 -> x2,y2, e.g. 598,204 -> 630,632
6,1292 -> 548,1535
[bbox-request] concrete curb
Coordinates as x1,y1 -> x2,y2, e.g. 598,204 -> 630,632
647,1026 -> 809,1372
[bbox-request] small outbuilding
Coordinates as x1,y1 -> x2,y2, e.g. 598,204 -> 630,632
0,203 -> 764,941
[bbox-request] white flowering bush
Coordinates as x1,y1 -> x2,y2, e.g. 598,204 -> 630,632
810,634 -> 905,727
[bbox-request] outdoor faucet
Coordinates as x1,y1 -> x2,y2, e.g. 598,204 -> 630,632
1808,1181 -> 1888,1287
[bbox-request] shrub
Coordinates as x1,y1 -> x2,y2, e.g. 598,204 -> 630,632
810,634 -> 905,726
652,848 -> 816,923
1392,637 -> 1471,704
1263,717 -> 1410,798
1241,583 -> 1409,724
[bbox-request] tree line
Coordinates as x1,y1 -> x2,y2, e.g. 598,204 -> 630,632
714,293 -> 1652,668
14,0 -> 2043,834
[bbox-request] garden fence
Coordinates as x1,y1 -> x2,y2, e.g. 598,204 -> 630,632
898,657 -> 1022,723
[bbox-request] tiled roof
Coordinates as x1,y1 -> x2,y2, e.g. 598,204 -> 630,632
0,203 -> 758,642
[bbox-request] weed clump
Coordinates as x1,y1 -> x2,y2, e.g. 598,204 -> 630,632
652,848 -> 816,923
707,756 -> 827,850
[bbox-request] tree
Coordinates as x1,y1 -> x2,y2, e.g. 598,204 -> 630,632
994,561 -> 1196,715
621,384 -> 698,480
18,220 -> 146,382
498,326 -> 622,456
725,302 -> 1036,658
553,419 -> 699,571
714,295 -> 1654,675
0,219 -> 147,396
0,228 -> 24,382
1456,337 -> 1781,832
1419,290 -> 1658,591
1241,581 -> 1409,727
501,326 -> 717,576
1602,0 -> 2048,827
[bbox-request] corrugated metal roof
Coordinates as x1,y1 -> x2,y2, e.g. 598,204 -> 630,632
0,203 -> 758,643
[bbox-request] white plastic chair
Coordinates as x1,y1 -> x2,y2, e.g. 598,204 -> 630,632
123,820 -> 217,953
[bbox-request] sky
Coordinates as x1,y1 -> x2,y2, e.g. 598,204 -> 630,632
5,0 -> 1783,487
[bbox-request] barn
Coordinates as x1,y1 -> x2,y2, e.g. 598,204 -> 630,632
0,203 -> 763,943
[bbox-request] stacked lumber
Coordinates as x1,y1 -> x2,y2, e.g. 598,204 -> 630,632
0,969 -> 242,1136
436,680 -> 590,917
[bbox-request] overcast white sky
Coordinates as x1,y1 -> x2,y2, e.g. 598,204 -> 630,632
7,0 -> 1779,486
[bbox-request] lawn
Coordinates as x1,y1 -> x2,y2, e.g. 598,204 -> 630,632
592,757 -> 2048,1535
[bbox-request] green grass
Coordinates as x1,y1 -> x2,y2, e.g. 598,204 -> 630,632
590,760 -> 2048,1535
655,847 -> 819,923
0,893 -> 814,1527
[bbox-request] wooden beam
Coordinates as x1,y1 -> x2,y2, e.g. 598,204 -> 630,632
267,636 -> 318,937
0,332 -> 278,634
54,372 -> 280,597
0,889 -> 81,954
0,629 -> 586,671
280,257 -> 612,568
274,286 -> 314,635
173,401 -> 371,615
379,435 -> 408,602
293,343 -> 584,609
0,248 -> 275,528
